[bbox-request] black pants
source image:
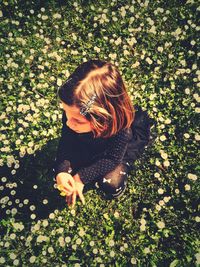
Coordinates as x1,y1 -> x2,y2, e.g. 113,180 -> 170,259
83,161 -> 133,199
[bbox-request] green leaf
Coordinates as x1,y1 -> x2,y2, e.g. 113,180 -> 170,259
169,259 -> 179,267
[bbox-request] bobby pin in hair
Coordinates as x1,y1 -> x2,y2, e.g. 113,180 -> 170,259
80,95 -> 96,116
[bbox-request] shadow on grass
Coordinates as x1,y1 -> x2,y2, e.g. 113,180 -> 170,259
0,121 -> 158,224
0,138 -> 68,223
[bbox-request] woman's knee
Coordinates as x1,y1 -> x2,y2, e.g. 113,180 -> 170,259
97,163 -> 130,198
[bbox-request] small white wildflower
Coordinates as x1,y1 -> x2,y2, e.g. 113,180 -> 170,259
90,241 -> 95,247
158,188 -> 164,194
110,250 -> 115,257
65,236 -> 71,243
29,256 -> 36,263
140,224 -> 146,231
144,247 -> 150,254
187,173 -> 197,181
48,247 -> 54,253
49,213 -> 55,219
163,160 -> 170,167
185,184 -> 191,191
69,221 -> 74,227
109,240 -> 115,247
184,133 -> 190,139
160,135 -> 167,141
157,221 -> 165,229
195,216 -> 200,223
156,204 -> 161,211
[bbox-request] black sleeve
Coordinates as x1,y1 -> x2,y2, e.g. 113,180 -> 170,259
77,128 -> 133,185
53,111 -> 73,177
124,105 -> 151,162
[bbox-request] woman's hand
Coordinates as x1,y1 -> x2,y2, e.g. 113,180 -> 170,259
56,172 -> 76,196
66,174 -> 85,208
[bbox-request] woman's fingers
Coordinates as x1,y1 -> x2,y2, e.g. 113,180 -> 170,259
71,192 -> 77,208
77,189 -> 85,205
66,194 -> 72,206
63,182 -> 74,192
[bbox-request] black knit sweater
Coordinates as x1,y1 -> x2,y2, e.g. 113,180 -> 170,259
53,105 -> 151,185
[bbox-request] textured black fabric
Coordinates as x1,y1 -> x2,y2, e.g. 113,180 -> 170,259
53,105 -> 151,185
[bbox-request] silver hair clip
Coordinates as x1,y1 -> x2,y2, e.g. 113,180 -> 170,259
80,95 -> 96,116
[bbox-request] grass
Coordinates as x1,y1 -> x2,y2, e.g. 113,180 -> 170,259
0,0 -> 199,266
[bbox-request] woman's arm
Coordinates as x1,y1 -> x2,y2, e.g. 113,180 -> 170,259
53,111 -> 73,177
75,128 -> 133,185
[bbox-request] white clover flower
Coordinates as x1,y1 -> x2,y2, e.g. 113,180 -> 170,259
159,200 -> 165,206
187,173 -> 197,181
161,152 -> 168,159
155,159 -> 161,166
78,228 -> 85,237
109,240 -> 115,246
72,244 -> 77,250
10,233 -> 16,240
69,221 -> 74,227
13,259 -> 19,266
48,247 -> 54,253
140,224 -> 146,231
164,196 -> 171,203
185,184 -> 191,191
195,107 -> 200,113
131,257 -> 137,264
109,53 -> 117,60
65,236 -> 71,243
10,253 -> 16,260
158,188 -> 164,194
163,160 -> 170,167
145,57 -> 153,65
57,228 -> 64,234
160,135 -> 167,141
132,61 -> 140,68
165,118 -> 171,124
41,15 -> 48,20
157,46 -> 163,52
115,37 -> 122,45
194,134 -> 200,141
184,133 -> 190,139
144,247 -> 150,254
140,218 -> 146,225
120,246 -> 124,251
157,221 -> 165,229
29,256 -> 36,263
149,25 -> 156,34
110,250 -> 115,257
94,46 -> 101,53
154,172 -> 160,178
90,241 -> 95,247
195,216 -> 200,222
114,211 -> 120,218
49,213 -> 55,219
71,209 -> 76,216
156,204 -> 161,211
93,248 -> 98,254
185,88 -> 190,94
0,10 -> 3,17
76,238 -> 82,245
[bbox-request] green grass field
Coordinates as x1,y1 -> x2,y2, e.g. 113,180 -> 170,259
0,0 -> 199,266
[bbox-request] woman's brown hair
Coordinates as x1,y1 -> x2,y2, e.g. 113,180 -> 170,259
58,59 -> 135,138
